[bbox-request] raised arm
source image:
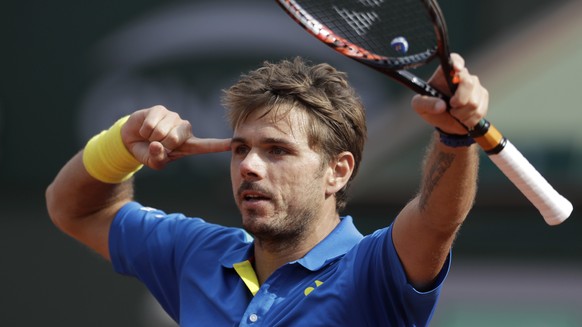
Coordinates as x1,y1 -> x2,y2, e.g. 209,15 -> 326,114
46,106 -> 231,260
392,54 -> 488,290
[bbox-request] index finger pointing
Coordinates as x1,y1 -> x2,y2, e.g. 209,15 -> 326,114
172,137 -> 232,156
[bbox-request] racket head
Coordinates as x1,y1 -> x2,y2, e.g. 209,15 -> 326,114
277,0 -> 450,70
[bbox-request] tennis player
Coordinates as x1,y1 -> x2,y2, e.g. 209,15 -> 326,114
46,54 -> 487,326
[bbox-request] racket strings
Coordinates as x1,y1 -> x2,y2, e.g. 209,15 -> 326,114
294,0 -> 438,62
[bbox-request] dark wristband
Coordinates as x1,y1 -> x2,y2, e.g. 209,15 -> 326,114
435,127 -> 475,148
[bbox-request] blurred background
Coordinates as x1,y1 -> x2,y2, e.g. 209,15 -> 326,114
1,0 -> 580,326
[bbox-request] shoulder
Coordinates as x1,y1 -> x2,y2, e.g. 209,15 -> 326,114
112,201 -> 252,249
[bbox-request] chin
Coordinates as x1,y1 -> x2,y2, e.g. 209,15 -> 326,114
241,211 -> 267,229
242,221 -> 270,238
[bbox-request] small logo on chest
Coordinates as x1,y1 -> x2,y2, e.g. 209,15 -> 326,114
304,280 -> 324,296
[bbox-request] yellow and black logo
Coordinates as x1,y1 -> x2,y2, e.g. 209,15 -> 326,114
304,280 -> 324,296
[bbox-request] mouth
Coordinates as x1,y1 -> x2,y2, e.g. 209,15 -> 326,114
237,182 -> 274,208
241,191 -> 271,203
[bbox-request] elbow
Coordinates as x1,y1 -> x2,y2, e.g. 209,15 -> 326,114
435,202 -> 474,231
45,182 -> 65,231
45,181 -> 76,235
416,196 -> 474,234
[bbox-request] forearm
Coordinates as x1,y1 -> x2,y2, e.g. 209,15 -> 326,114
416,132 -> 479,230
46,151 -> 134,258
47,115 -> 141,233
392,132 -> 479,289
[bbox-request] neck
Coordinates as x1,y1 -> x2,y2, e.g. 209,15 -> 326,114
252,212 -> 340,285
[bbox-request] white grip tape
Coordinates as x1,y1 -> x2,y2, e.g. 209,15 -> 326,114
488,141 -> 573,225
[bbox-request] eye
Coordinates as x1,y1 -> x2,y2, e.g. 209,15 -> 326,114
270,147 -> 288,156
232,144 -> 249,155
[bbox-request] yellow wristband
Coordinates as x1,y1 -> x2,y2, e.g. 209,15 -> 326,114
82,116 -> 143,183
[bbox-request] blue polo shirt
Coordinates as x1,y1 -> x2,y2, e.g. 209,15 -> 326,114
110,201 -> 449,326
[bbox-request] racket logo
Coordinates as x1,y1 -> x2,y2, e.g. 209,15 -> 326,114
358,0 -> 385,6
411,77 -> 439,97
333,6 -> 379,36
390,37 -> 409,54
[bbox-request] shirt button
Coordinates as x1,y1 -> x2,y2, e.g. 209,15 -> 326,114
249,313 -> 259,323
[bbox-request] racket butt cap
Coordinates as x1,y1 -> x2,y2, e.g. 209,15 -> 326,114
542,197 -> 573,226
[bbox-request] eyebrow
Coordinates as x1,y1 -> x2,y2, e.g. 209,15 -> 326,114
231,136 -> 297,146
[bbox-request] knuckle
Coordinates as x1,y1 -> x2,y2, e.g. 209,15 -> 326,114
162,132 -> 181,149
468,97 -> 480,109
148,129 -> 166,142
168,111 -> 181,121
139,122 -> 156,139
482,88 -> 489,100
151,104 -> 168,112
464,75 -> 476,88
182,120 -> 192,131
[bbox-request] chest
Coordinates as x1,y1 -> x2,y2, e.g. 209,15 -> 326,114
178,260 -> 358,327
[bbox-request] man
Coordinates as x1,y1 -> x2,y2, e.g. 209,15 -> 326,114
46,54 -> 487,326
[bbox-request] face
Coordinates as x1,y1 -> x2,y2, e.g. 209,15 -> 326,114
230,107 -> 331,244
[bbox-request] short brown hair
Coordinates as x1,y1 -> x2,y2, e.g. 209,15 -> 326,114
222,57 -> 367,212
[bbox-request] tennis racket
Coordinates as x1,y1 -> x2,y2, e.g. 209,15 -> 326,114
276,0 -> 573,225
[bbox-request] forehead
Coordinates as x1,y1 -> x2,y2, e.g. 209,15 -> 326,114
233,106 -> 310,140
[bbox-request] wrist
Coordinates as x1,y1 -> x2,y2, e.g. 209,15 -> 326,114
82,116 -> 143,183
435,127 -> 475,148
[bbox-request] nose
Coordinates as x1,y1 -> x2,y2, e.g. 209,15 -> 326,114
239,151 -> 265,180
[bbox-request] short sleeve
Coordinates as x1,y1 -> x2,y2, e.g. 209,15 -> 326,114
350,224 -> 451,326
108,201 -> 252,322
109,202 -> 205,275
108,202 -> 208,319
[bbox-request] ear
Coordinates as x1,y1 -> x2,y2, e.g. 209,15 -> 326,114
325,151 -> 355,196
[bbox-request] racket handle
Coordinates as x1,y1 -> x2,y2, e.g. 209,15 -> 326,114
470,119 -> 573,225
391,71 -> 571,224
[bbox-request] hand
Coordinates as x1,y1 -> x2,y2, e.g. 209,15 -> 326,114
121,105 -> 231,170
411,53 -> 489,135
